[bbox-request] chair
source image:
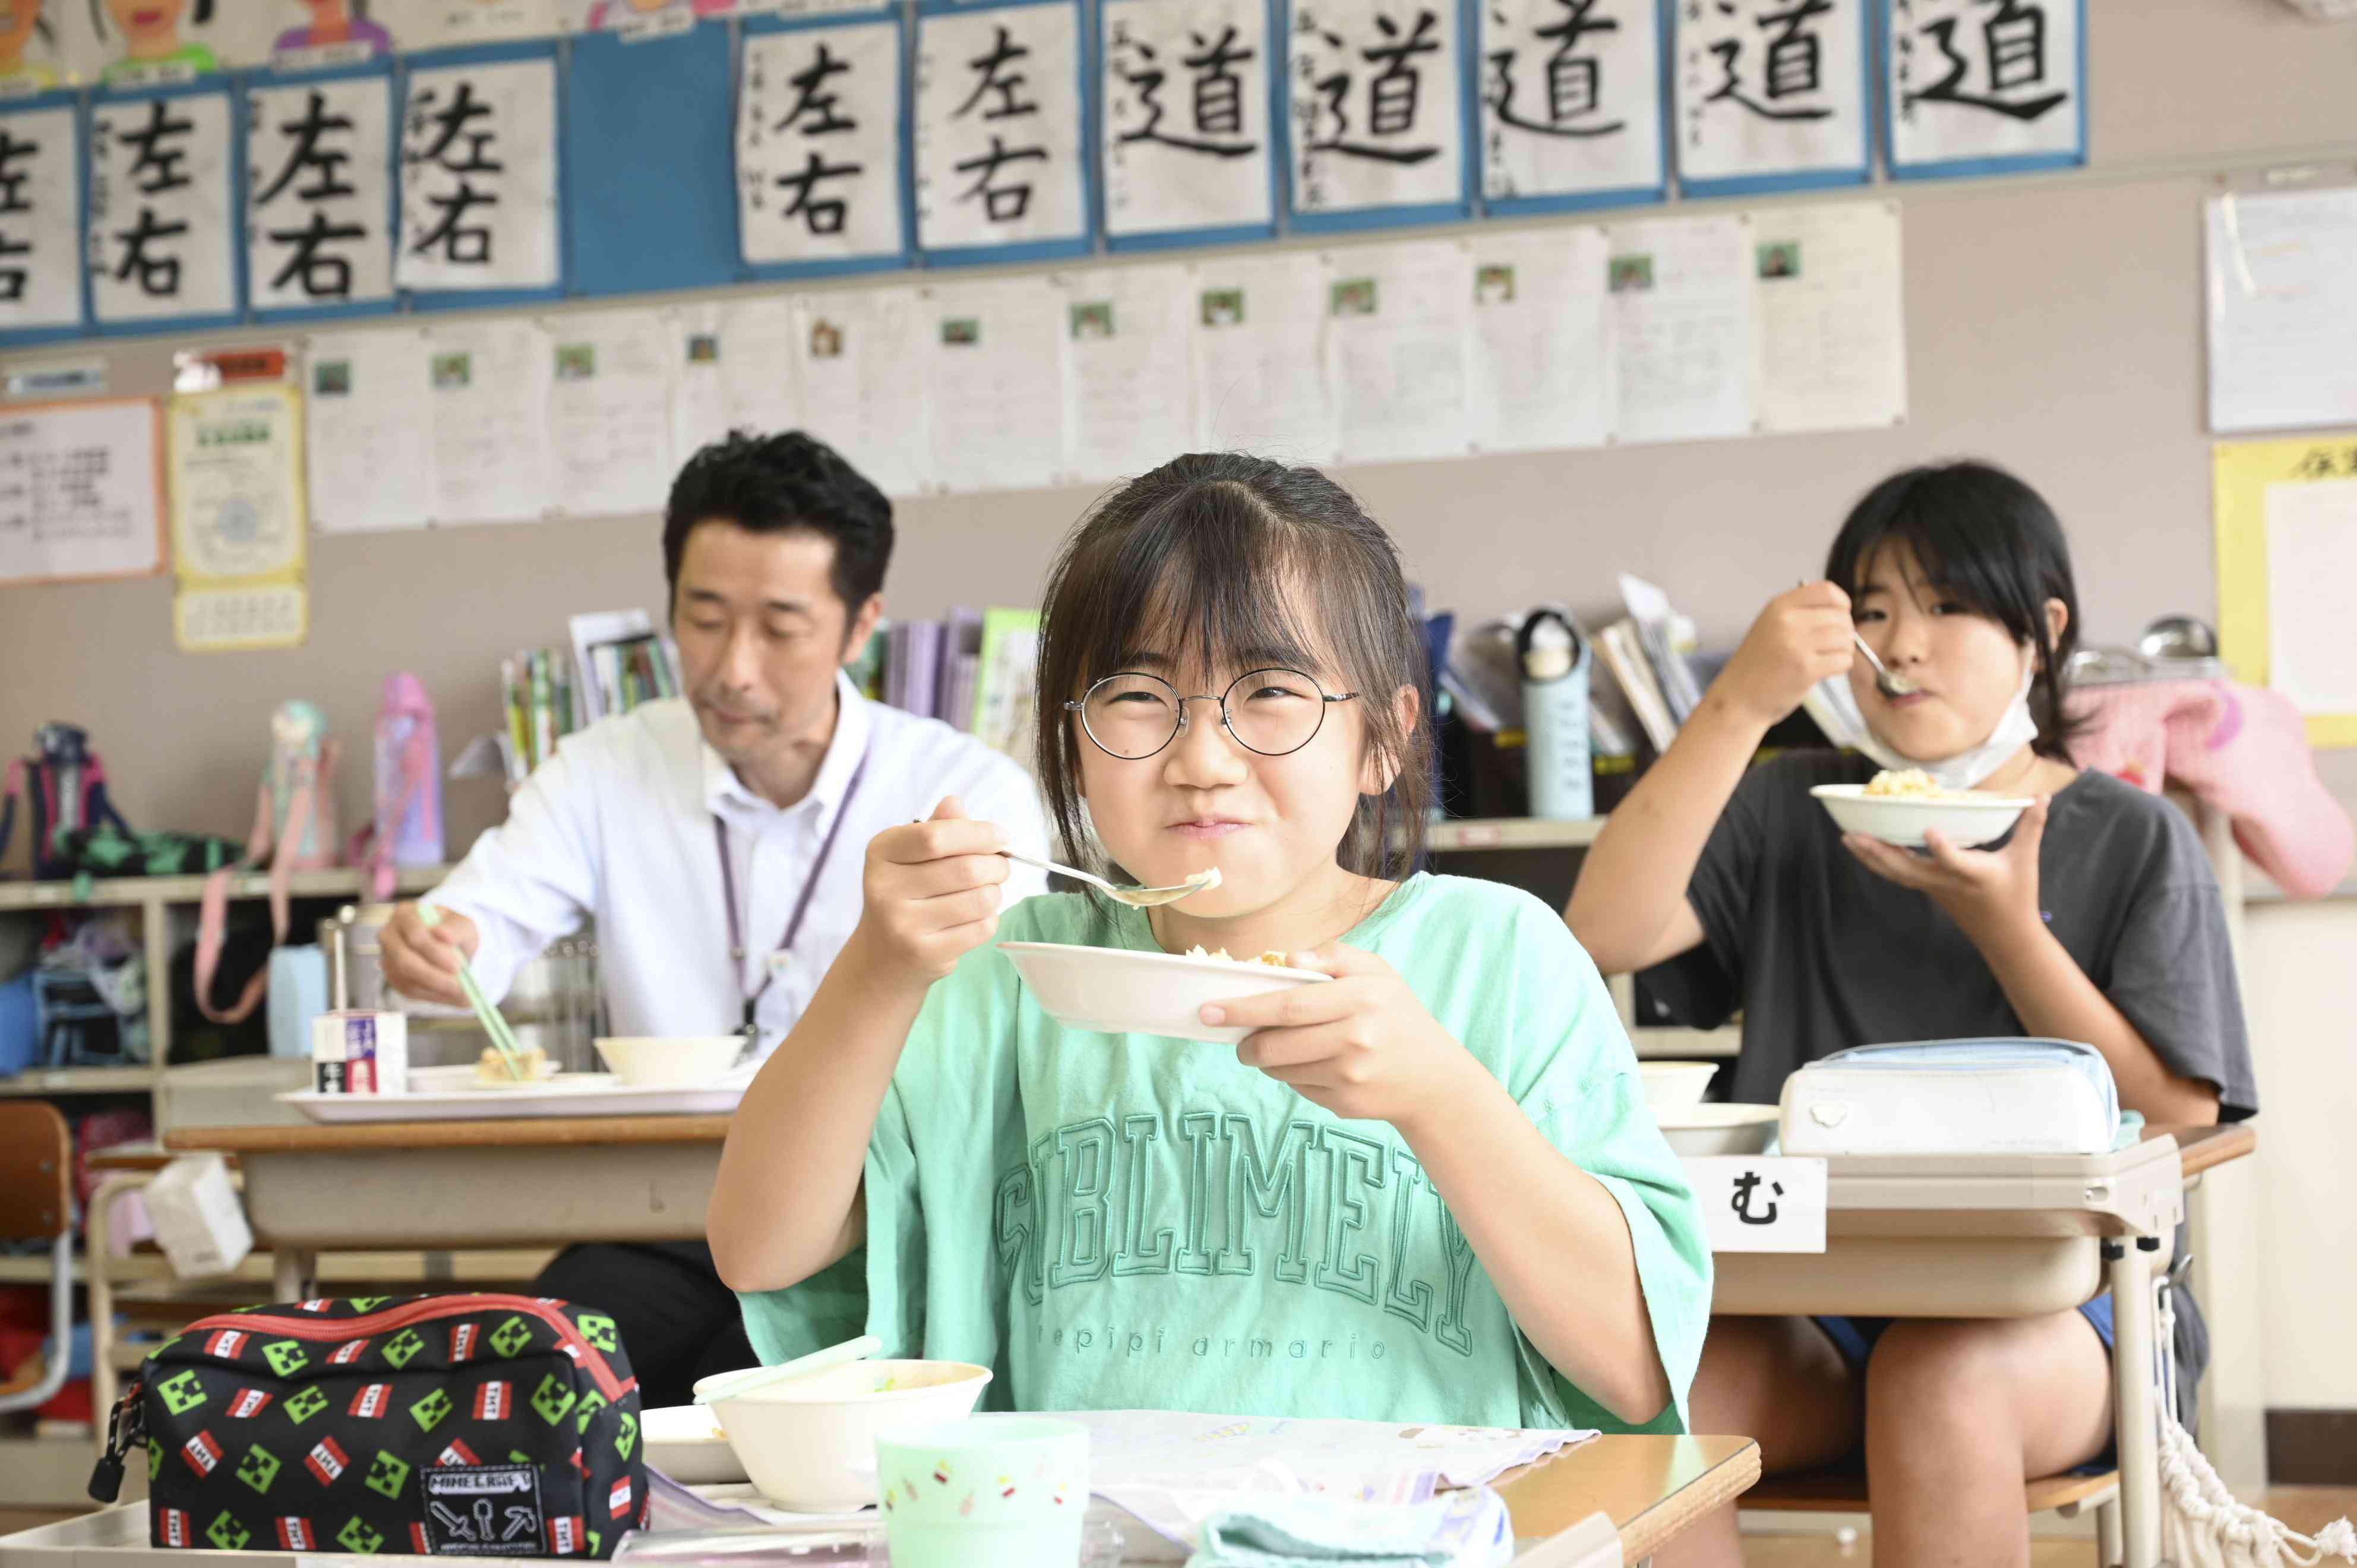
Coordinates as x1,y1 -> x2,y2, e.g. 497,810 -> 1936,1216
0,1102 -> 75,1414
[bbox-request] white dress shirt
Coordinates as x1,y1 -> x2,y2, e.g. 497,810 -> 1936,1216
425,671 -> 1051,1055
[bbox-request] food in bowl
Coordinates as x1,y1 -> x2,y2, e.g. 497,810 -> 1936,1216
998,941 -> 1325,1045
1809,783 -> 2031,849
1863,768 -> 1973,802
1183,946 -> 1290,966
472,1045 -> 555,1088
699,1358 -> 994,1512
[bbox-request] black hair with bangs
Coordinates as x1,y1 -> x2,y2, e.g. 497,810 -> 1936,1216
1032,453 -> 1432,890
1825,460 -> 2084,760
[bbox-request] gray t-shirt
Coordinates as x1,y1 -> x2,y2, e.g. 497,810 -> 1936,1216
1644,750 -> 2258,1121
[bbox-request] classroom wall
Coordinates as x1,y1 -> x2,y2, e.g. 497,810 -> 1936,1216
3,0 -> 2351,863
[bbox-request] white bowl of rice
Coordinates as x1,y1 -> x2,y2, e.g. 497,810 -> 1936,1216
998,941 -> 1328,1045
1811,770 -> 2033,849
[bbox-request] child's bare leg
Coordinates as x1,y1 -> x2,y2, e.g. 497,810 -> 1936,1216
1653,1315 -> 1865,1568
1863,1311 -> 2112,1568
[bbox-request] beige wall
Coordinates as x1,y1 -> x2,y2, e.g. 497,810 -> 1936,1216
1,0 -> 2353,863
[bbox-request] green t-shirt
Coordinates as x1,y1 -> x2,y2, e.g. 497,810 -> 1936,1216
738,874 -> 1711,1433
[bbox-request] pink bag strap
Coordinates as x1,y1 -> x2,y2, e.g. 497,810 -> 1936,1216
193,770 -> 316,1027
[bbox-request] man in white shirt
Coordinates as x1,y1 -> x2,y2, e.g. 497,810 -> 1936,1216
379,430 -> 1050,1403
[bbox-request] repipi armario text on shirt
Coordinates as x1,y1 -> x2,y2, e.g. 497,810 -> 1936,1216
993,1111 -> 1488,1360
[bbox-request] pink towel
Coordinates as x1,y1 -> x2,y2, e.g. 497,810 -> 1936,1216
2070,681 -> 2355,899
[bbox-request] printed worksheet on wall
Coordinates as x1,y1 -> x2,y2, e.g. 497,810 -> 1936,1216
2205,186 -> 2357,434
1189,251 -> 1335,460
306,330 -> 437,534
546,310 -> 677,519
669,298 -> 807,463
1751,200 -> 1907,435
426,318 -> 555,525
1327,239 -> 1471,465
794,289 -> 929,500
0,399 -> 163,584
1057,263 -> 1196,486
1606,214 -> 1754,444
921,278 -> 1065,494
1465,226 -> 1611,454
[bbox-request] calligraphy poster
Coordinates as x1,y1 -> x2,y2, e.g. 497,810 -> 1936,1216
1101,0 -> 1275,244
1605,213 -> 1753,442
1479,0 -> 1664,211
306,328 -> 437,534
921,277 -> 1063,492
739,17 -> 906,270
168,384 -> 309,651
914,1 -> 1089,260
1057,263 -> 1194,483
1674,0 -> 1868,194
247,74 -> 396,315
88,87 -> 239,325
0,103 -> 84,336
1287,0 -> 1469,227
1466,226 -> 1610,453
405,1 -> 567,50
1751,200 -> 1906,434
1887,0 -> 2081,176
397,55 -> 561,293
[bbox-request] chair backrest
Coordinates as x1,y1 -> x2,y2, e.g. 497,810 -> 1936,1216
0,1102 -> 72,1243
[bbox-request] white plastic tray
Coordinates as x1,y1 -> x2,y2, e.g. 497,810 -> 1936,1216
276,1077 -> 744,1123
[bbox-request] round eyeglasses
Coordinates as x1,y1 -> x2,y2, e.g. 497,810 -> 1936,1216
1067,668 -> 1358,760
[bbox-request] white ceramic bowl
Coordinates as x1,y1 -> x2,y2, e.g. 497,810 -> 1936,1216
997,942 -> 1327,1046
1657,1103 -> 1780,1156
698,1359 -> 994,1512
593,1036 -> 745,1088
640,1403 -> 747,1485
1810,784 -> 2033,849
1639,1060 -> 1718,1112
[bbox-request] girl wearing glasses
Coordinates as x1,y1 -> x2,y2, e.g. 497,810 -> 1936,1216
712,453 -> 1708,1434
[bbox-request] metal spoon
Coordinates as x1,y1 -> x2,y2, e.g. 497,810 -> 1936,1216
1000,849 -> 1221,908
1800,580 -> 1919,698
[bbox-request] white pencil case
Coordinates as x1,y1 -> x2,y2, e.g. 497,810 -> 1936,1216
1779,1039 -> 2120,1156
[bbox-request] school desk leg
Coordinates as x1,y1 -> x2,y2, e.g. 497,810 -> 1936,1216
2096,1494 -> 2123,1568
271,1246 -> 315,1302
2108,1237 -> 2162,1568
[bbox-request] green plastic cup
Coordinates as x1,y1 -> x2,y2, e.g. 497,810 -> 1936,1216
874,1415 -> 1089,1568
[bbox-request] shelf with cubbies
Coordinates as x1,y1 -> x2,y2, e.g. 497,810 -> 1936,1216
0,864 -> 451,1123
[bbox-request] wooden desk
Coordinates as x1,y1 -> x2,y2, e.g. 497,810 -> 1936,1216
1500,1434 -> 1759,1562
162,1117 -> 729,1298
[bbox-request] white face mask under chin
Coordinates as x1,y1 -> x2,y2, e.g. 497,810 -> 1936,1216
1799,653 -> 2040,791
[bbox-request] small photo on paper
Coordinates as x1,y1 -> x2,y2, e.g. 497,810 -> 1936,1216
1199,289 -> 1244,328
1330,279 -> 1377,317
941,318 -> 980,347
809,319 -> 844,359
312,359 -> 353,397
1475,264 -> 1515,306
685,333 -> 721,365
1756,242 -> 1801,281
431,353 -> 473,390
1070,302 -> 1114,340
555,344 -> 598,381
1607,255 -> 1654,293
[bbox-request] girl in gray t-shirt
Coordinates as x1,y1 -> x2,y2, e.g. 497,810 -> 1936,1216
1566,459 -> 2255,1568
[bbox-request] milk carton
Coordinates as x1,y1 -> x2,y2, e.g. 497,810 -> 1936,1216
311,1010 -> 409,1094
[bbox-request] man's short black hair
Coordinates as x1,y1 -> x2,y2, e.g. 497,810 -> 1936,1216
662,430 -> 893,617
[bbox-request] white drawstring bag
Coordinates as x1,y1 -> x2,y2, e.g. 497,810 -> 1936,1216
2160,1412 -> 2356,1567
2156,1274 -> 2356,1567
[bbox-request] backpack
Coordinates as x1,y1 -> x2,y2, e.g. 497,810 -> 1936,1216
0,723 -> 134,881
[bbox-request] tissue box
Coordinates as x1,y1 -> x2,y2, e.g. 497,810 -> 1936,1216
143,1153 -> 252,1278
311,1010 -> 408,1095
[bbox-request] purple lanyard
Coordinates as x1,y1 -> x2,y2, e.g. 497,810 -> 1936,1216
713,743 -> 871,1039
